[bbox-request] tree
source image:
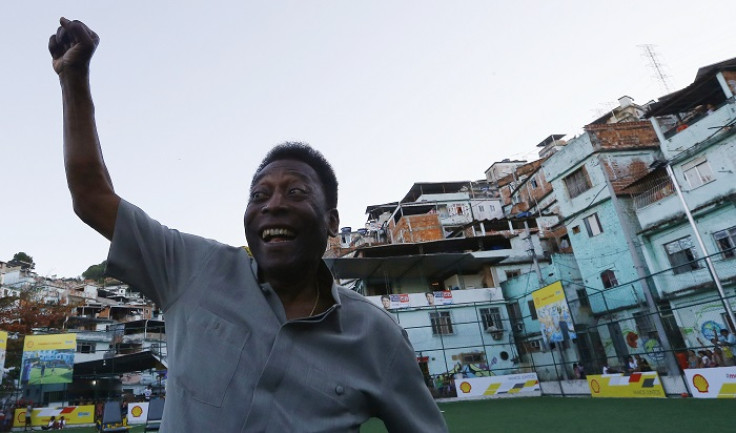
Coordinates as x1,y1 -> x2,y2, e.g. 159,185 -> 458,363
8,252 -> 34,270
0,288 -> 75,383
82,261 -> 107,283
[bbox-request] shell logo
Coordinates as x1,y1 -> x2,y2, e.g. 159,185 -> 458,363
590,379 -> 600,393
459,382 -> 472,393
692,374 -> 709,393
131,406 -> 143,417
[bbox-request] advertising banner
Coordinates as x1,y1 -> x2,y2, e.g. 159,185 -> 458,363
13,405 -> 94,428
454,373 -> 540,399
127,402 -> 150,424
389,294 -> 410,309
684,366 -> 736,398
426,291 -> 453,306
20,334 -> 76,385
532,281 -> 576,345
0,330 -> 7,384
587,372 -> 666,398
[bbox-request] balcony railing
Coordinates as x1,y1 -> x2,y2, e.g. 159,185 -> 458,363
634,178 -> 675,209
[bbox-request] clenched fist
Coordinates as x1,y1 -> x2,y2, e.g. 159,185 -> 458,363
48,17 -> 100,76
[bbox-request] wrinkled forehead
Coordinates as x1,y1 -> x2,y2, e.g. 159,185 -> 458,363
251,159 -> 321,187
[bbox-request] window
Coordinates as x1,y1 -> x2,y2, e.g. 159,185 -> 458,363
583,213 -> 603,237
571,225 -> 581,234
664,236 -> 701,274
600,270 -> 618,289
478,205 -> 485,212
530,177 -> 539,189
505,269 -> 521,279
429,311 -> 453,335
456,206 -> 464,215
77,343 -> 95,354
633,311 -> 656,338
564,167 -> 592,198
461,352 -> 486,364
479,307 -> 503,331
528,300 -> 538,320
682,157 -> 714,189
576,288 -> 590,307
714,226 -> 736,259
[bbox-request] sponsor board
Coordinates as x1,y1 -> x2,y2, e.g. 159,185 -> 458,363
127,402 -> 150,424
587,372 -> 665,398
684,366 -> 736,398
13,405 -> 94,428
454,373 -> 540,398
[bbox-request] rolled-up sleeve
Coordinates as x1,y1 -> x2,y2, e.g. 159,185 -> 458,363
105,200 -> 216,311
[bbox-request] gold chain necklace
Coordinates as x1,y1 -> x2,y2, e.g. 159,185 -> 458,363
308,282 -> 320,316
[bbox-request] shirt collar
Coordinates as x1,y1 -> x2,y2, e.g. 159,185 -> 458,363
249,257 -> 344,332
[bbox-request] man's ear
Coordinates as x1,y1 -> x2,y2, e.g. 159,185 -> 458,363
327,208 -> 340,237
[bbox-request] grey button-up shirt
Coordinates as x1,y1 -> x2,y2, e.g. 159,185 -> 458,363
107,200 -> 448,432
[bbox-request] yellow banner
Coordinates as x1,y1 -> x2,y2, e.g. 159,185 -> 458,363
532,281 -> 565,308
23,334 -> 76,351
0,330 -> 7,350
587,372 -> 666,398
13,405 -> 95,428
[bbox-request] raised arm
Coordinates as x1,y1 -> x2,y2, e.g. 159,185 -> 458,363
49,17 -> 120,240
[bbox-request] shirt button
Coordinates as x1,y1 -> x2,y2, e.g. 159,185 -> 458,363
335,385 -> 345,395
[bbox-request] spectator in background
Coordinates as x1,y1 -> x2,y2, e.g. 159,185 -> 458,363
24,403 -> 32,431
718,329 -> 736,361
697,350 -> 712,368
635,355 -> 651,372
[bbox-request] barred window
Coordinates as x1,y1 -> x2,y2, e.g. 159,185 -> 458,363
479,307 -> 503,331
429,311 -> 453,335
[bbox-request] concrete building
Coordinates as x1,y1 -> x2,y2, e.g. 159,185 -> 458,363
629,56 -> 736,348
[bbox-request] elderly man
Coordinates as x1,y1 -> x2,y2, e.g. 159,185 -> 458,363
49,17 -> 447,432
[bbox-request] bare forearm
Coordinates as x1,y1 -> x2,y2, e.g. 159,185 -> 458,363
60,70 -> 119,239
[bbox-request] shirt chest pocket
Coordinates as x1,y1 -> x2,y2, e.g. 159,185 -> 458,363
179,308 -> 250,407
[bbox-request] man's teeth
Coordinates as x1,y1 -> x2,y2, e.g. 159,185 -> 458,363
262,228 -> 295,240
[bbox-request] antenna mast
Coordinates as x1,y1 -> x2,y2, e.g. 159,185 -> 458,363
640,44 -> 672,93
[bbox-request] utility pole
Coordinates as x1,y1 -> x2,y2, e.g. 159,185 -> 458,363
665,164 -> 736,332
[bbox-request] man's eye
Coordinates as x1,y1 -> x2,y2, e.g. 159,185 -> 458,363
288,188 -> 307,196
250,191 -> 267,201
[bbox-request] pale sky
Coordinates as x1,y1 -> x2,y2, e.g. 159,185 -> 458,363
1,1 -> 734,278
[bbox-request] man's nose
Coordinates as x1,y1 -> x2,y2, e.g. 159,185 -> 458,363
262,191 -> 287,212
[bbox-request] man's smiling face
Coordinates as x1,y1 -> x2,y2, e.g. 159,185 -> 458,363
244,159 -> 339,279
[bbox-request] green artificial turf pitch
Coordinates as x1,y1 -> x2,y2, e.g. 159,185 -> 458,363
360,396 -> 733,433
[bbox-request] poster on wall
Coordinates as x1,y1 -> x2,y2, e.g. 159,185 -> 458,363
380,294 -> 411,310
587,372 -> 666,398
684,366 -> 736,398
20,334 -> 76,385
532,281 -> 576,345
426,291 -> 453,306
454,373 -> 541,398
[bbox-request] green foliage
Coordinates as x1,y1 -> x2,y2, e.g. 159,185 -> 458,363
82,261 -> 107,282
9,251 -> 34,269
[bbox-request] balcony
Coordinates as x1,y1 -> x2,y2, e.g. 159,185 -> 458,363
634,178 -> 675,209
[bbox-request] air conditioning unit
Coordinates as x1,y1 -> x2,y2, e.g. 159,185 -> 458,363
529,340 -> 542,350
